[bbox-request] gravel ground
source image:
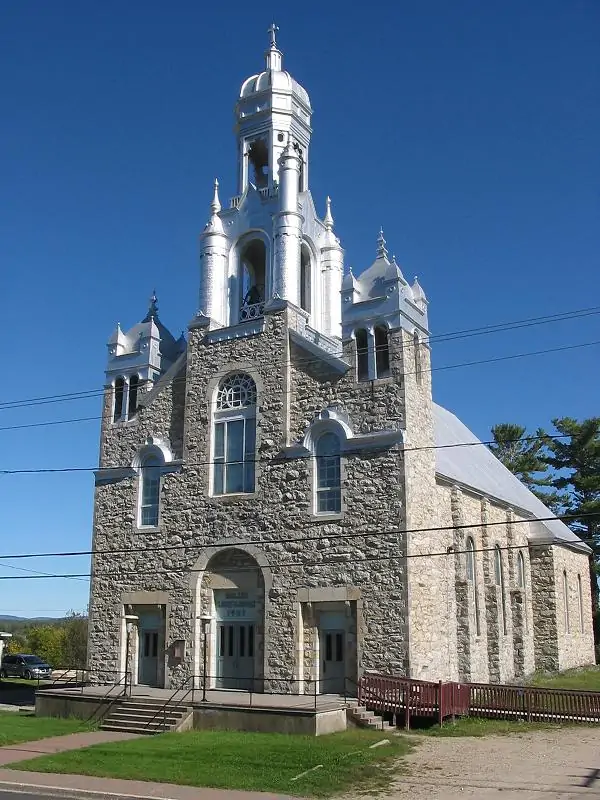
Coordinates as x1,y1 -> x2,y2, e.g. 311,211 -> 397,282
378,727 -> 600,799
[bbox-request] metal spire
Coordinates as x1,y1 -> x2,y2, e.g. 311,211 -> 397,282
324,196 -> 334,230
376,227 -> 388,260
268,22 -> 279,48
210,178 -> 221,215
142,290 -> 159,322
265,23 -> 282,70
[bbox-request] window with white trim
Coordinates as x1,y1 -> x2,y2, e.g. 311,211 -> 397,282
213,373 -> 257,495
355,329 -> 369,382
374,325 -> 390,378
563,570 -> 570,633
494,545 -> 508,635
139,452 -> 163,527
577,573 -> 584,632
113,377 -> 125,422
315,431 -> 341,514
517,551 -> 528,632
466,537 -> 480,635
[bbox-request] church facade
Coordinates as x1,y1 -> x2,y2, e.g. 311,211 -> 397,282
88,32 -> 595,693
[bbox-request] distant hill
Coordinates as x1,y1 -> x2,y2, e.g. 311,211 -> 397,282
0,615 -> 65,623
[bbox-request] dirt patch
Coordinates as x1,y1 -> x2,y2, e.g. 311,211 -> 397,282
355,727 -> 600,799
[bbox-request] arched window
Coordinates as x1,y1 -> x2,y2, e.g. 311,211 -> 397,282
563,570 -> 570,633
374,326 -> 390,378
466,537 -> 480,635
517,551 -> 528,633
213,373 -> 257,495
239,240 -> 266,322
517,551 -> 525,588
494,545 -> 508,635
300,244 -> 311,313
466,537 -> 475,582
315,432 -> 341,514
578,573 -> 584,632
128,375 -> 139,418
139,452 -> 163,528
355,329 -> 369,382
113,377 -> 125,422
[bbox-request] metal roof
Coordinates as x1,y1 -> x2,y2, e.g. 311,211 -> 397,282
433,403 -> 590,554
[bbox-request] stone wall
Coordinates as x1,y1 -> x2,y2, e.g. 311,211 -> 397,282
552,546 -> 596,671
88,306 -> 409,689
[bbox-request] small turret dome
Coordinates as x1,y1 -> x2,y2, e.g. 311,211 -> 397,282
240,69 -> 311,109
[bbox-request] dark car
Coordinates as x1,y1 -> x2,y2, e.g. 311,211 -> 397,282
0,653 -> 52,680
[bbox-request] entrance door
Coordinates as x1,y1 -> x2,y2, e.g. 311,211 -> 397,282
216,622 -> 255,690
320,629 -> 346,694
138,629 -> 159,686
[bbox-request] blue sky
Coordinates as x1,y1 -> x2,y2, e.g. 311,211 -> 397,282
0,0 -> 598,616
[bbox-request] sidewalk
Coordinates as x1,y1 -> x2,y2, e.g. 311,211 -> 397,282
0,767 -> 294,800
0,730 -> 138,767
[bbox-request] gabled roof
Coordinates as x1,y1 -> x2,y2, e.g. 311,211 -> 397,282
433,403 -> 590,554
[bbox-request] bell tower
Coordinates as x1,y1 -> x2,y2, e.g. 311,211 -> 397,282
235,24 -> 312,194
196,26 -> 343,342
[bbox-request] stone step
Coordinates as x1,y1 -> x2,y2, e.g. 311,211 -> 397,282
106,711 -> 183,725
117,702 -> 190,713
100,722 -> 169,735
111,705 -> 189,717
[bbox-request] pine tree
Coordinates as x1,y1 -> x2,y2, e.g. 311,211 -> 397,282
489,423 -> 559,507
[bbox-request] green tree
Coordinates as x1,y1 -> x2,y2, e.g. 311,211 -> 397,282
25,625 -> 66,667
542,417 -> 600,650
489,423 -> 559,507
61,612 -> 88,668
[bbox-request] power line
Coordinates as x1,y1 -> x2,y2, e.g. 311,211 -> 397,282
0,305 -> 598,413
0,337 -> 598,436
0,429 -> 583,475
0,511 -> 594,563
0,536 -> 593,582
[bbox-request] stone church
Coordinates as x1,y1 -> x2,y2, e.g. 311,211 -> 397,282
88,31 -> 595,693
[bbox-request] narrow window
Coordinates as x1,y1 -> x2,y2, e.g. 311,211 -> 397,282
113,377 -> 124,422
140,453 -> 162,527
374,325 -> 390,378
128,375 -> 139,418
315,432 -> 341,514
239,240 -> 266,322
355,329 -> 369,382
248,138 -> 268,188
563,570 -> 570,633
414,331 -> 422,384
213,373 -> 257,495
578,574 -> 584,632
300,244 -> 311,313
517,551 -> 528,633
494,545 -> 507,635
466,537 -> 480,636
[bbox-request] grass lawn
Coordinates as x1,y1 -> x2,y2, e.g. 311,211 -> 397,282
10,729 -> 411,797
411,717 -> 564,737
528,667 -> 600,691
0,712 -> 93,746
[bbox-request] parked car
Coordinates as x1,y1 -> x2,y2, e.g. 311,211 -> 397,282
0,653 -> 52,680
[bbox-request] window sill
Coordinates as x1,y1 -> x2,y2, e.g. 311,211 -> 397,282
209,492 -> 259,504
135,525 -> 162,534
311,512 -> 344,522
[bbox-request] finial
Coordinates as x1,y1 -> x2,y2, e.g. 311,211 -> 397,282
324,196 -> 334,230
210,178 -> 221,215
148,289 -> 158,317
376,227 -> 388,260
265,23 -> 282,70
268,22 -> 279,49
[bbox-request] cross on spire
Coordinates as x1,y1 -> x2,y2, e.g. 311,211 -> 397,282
268,23 -> 279,48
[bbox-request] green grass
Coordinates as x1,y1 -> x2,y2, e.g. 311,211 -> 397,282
527,666 -> 600,691
411,717 -> 563,737
0,712 -> 93,746
10,729 -> 411,797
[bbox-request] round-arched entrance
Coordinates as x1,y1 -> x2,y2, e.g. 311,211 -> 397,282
196,547 -> 266,691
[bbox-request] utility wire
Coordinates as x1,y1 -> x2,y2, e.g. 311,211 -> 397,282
0,337 -> 598,436
0,512 -> 594,563
0,537 -> 594,582
0,305 -> 598,413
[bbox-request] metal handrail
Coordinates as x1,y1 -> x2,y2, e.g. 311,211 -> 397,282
86,671 -> 130,724
142,674 -> 195,732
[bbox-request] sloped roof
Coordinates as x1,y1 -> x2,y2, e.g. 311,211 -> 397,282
433,403 -> 590,554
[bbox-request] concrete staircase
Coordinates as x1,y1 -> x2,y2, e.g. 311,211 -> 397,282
348,705 -> 396,732
100,699 -> 193,735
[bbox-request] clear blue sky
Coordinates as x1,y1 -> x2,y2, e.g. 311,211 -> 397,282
0,0 -> 598,616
